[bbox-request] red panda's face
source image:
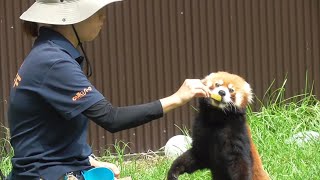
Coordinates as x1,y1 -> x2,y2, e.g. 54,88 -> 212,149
202,71 -> 253,110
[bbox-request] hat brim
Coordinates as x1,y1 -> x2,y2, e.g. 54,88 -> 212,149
20,0 -> 122,25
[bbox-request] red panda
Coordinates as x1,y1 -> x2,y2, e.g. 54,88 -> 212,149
167,71 -> 269,180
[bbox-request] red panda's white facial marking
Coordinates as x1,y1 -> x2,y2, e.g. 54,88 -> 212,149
210,83 -> 232,109
202,72 -> 253,110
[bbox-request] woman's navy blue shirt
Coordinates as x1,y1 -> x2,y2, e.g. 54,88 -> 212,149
8,27 -> 105,180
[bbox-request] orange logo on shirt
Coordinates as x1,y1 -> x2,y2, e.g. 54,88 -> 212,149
13,73 -> 22,88
72,86 -> 93,101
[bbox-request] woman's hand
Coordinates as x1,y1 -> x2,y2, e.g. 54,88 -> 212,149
174,79 -> 211,103
89,156 -> 120,179
160,79 -> 211,113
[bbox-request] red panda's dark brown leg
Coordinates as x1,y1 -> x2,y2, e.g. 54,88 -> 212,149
167,149 -> 205,180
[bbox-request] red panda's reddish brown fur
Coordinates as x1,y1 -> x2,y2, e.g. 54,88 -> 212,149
246,124 -> 270,180
167,71 -> 270,180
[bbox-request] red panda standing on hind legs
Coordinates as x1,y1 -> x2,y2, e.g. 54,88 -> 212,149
167,71 -> 270,180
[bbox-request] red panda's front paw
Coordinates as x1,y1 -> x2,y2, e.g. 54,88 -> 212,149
167,173 -> 179,180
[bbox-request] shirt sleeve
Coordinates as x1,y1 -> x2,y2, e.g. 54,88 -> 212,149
83,99 -> 164,133
39,59 -> 104,120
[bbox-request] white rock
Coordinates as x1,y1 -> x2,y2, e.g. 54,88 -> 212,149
164,135 -> 192,159
285,130 -> 320,146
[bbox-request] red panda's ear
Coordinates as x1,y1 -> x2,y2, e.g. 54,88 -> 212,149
201,73 -> 216,87
244,82 -> 253,103
208,72 -> 216,78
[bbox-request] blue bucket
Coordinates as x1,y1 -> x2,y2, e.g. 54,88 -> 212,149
82,167 -> 115,180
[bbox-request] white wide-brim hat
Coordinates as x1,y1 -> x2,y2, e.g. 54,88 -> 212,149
20,0 -> 122,25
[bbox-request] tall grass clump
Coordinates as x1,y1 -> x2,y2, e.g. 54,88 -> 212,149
247,79 -> 320,180
0,125 -> 13,177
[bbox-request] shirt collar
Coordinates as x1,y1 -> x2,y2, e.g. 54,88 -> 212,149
36,27 -> 83,61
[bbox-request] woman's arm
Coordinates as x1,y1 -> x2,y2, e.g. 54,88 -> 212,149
83,79 -> 210,133
83,99 -> 163,133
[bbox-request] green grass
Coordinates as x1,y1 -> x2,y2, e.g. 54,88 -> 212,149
247,94 -> 320,180
0,126 -> 13,177
1,92 -> 320,179
95,91 -> 320,180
